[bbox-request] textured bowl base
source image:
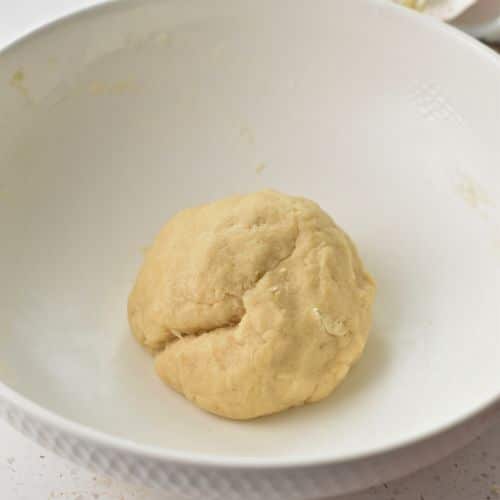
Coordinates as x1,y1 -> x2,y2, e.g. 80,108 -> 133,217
2,394 -> 500,499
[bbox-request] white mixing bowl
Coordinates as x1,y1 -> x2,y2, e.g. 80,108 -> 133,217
1,1 -> 500,498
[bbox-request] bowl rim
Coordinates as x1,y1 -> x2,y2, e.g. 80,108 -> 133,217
1,0 -> 500,470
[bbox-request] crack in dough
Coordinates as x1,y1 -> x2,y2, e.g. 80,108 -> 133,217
157,230 -> 299,346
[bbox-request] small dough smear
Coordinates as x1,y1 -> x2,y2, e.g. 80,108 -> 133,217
128,190 -> 376,419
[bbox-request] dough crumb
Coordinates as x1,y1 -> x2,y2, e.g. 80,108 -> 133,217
255,163 -> 266,174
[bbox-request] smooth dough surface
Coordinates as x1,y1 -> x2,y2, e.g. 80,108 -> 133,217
128,190 -> 375,419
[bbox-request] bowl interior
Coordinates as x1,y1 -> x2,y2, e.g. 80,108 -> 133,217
1,0 -> 500,464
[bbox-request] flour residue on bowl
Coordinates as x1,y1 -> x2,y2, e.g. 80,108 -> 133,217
46,56 -> 59,66
456,175 -> 492,209
9,69 -> 33,104
88,80 -> 140,96
124,30 -> 172,50
255,163 -> 266,174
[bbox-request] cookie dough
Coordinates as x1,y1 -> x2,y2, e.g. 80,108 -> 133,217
128,190 -> 375,419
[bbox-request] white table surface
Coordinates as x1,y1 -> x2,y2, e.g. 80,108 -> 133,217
3,414 -> 500,500
2,2 -> 500,499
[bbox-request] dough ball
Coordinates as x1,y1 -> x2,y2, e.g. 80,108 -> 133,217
128,190 -> 375,419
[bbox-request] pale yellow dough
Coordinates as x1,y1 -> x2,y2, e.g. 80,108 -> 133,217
128,190 -> 375,419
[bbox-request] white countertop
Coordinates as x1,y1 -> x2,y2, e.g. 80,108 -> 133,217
2,2 -> 500,499
3,414 -> 500,500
